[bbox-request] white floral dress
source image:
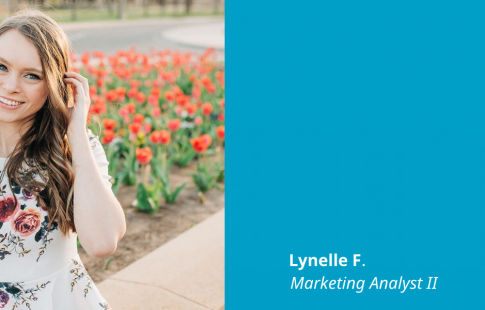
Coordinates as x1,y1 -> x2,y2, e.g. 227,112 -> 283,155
0,129 -> 112,309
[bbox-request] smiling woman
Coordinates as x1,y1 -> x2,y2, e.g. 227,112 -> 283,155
0,30 -> 48,116
0,8 -> 124,310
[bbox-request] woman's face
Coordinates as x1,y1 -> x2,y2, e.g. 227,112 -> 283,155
0,29 -> 49,126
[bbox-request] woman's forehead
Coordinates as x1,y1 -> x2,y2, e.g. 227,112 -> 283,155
0,29 -> 43,72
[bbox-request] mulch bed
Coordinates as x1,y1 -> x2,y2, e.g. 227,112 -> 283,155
79,159 -> 225,283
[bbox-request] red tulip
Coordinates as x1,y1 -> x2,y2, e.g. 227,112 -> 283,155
159,130 -> 171,145
103,118 -> 116,130
194,116 -> 203,126
190,134 -> 212,153
150,130 -> 171,145
117,87 -> 127,97
148,94 -> 158,107
136,147 -> 152,164
164,91 -> 175,101
130,79 -> 141,88
186,103 -> 197,115
128,123 -> 141,134
81,51 -> 90,66
95,97 -> 105,106
102,130 -> 115,144
206,83 -> 216,94
167,119 -> 181,131
89,103 -> 106,115
176,95 -> 189,107
192,87 -> 201,100
151,88 -> 161,97
143,123 -> 152,133
202,103 -> 213,116
127,88 -> 138,98
133,114 -> 144,124
201,76 -> 212,87
106,89 -> 118,102
126,103 -> 136,114
149,131 -> 161,144
152,107 -> 161,118
136,92 -> 146,104
119,107 -> 128,118
93,51 -> 105,58
200,134 -> 212,147
216,126 -> 225,140
89,85 -> 97,98
175,106 -> 183,116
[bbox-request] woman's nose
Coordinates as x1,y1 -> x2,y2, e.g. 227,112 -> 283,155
1,74 -> 21,93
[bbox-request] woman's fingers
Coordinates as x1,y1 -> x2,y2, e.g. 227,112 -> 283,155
64,71 -> 90,101
64,77 -> 88,106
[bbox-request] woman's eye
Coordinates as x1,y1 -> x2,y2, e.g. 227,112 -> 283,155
0,64 -> 7,71
26,73 -> 40,80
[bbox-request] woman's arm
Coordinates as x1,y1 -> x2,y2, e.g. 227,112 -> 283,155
68,127 -> 126,258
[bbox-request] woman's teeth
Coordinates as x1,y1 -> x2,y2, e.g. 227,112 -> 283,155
0,97 -> 23,106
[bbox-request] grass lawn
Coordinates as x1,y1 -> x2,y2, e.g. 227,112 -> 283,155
0,5 -> 224,23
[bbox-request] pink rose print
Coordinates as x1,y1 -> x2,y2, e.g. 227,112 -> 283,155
11,208 -> 42,237
0,290 -> 8,308
0,196 -> 19,223
22,188 -> 34,200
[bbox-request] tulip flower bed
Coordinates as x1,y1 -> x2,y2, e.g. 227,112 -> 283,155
70,46 -> 225,281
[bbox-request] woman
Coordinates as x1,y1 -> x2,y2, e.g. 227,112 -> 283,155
0,9 -> 125,309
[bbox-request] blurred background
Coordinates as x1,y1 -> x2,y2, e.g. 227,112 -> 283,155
0,0 -> 224,21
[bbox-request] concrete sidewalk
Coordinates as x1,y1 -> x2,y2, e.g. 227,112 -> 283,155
97,208 -> 225,310
59,16 -> 224,32
161,21 -> 224,50
61,16 -> 224,60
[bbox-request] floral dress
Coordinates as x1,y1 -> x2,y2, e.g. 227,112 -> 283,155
0,129 -> 113,309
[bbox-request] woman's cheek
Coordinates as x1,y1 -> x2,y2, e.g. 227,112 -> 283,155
27,83 -> 48,107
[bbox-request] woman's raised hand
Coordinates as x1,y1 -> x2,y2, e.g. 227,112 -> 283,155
64,71 -> 91,134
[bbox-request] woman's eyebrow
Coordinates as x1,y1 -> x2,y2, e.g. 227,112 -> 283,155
0,56 -> 43,75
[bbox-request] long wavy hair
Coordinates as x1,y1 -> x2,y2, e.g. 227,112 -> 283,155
0,9 -> 77,237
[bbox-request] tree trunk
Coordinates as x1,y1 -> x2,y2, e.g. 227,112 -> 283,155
143,0 -> 149,17
118,0 -> 126,20
184,0 -> 192,14
213,0 -> 220,14
71,0 -> 77,21
173,0 -> 178,15
107,0 -> 114,15
160,0 -> 166,16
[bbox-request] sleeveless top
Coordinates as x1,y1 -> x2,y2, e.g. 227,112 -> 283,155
0,129 -> 112,309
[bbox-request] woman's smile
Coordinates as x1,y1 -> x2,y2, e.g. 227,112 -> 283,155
0,95 -> 24,105
0,96 -> 25,110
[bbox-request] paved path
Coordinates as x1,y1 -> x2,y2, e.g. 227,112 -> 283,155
162,21 -> 224,50
60,17 -> 225,60
98,209 -> 225,310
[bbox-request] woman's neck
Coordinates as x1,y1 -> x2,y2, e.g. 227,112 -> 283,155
0,121 -> 31,157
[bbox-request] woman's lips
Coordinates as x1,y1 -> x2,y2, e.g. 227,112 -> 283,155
0,100 -> 24,110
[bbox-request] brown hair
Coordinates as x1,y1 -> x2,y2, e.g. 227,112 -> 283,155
0,9 -> 77,237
